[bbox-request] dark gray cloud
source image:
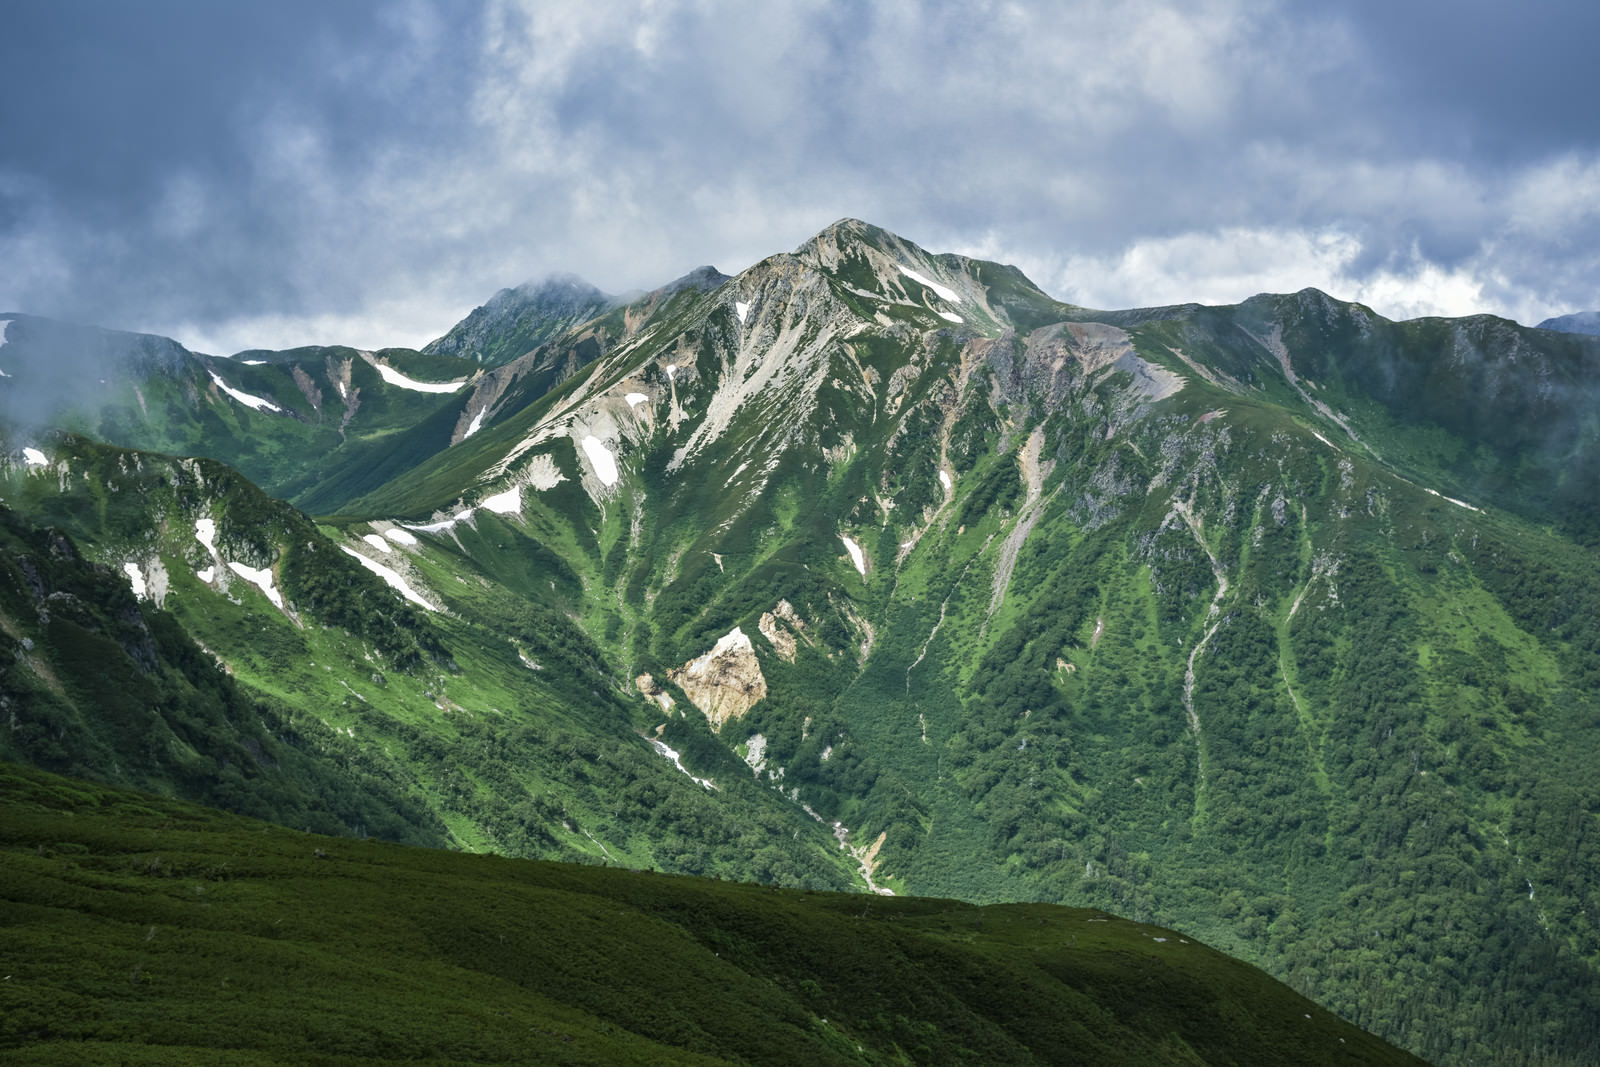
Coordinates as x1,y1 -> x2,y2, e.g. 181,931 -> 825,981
2,0 -> 1598,355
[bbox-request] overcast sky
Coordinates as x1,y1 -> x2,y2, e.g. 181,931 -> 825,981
3,0 -> 1598,355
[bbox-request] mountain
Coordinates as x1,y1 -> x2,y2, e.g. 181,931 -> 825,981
422,273 -> 617,366
3,219 -> 1599,1064
1538,310 -> 1600,336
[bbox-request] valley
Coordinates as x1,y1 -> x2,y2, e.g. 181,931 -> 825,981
2,219 -> 1597,1064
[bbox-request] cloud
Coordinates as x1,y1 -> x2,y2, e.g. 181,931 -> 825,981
2,0 -> 1599,353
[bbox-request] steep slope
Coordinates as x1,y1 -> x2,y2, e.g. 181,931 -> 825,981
0,504 -> 443,844
320,220 -> 1600,1065
5,220 -> 1600,1064
0,313 -> 487,514
1,761 -> 1423,1066
422,273 -> 616,366
0,435 -> 855,886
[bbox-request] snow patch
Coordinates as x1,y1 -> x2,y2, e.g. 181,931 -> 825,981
22,447 -> 47,467
374,363 -> 468,393
646,736 -> 716,790
1424,487 -> 1482,512
405,508 -> 475,535
362,533 -> 393,554
339,546 -> 438,611
735,300 -> 751,324
937,310 -> 964,324
481,486 -> 521,515
581,435 -> 619,486
840,534 -> 867,577
196,565 -> 215,583
383,527 -> 419,546
464,408 -> 486,438
241,359 -> 268,366
939,469 -> 952,492
899,266 -> 960,303
207,370 -> 282,413
624,392 -> 649,408
665,363 -> 677,381
194,518 -> 217,553
123,562 -> 147,599
227,560 -> 284,609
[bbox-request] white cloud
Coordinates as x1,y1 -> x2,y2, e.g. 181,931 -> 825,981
7,0 -> 1600,352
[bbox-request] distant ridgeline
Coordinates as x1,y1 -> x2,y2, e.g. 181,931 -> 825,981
1,220 -> 1598,1065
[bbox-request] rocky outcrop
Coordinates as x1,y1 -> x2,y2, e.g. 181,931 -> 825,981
758,600 -> 806,662
669,626 -> 767,731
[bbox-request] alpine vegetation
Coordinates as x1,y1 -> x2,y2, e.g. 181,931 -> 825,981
2,220 -> 1597,1065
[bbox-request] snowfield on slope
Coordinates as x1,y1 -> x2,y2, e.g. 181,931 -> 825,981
227,560 -> 284,609
340,546 -> 438,611
840,535 -> 867,577
208,370 -> 282,413
374,362 -> 469,393
899,265 -> 961,303
582,435 -> 619,486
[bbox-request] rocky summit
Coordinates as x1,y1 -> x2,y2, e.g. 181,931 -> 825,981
2,219 -> 1598,1065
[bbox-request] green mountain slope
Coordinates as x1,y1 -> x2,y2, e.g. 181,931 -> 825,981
0,761 -> 1421,1065
4,219 -> 1599,1064
421,273 -> 618,366
0,434 -> 858,885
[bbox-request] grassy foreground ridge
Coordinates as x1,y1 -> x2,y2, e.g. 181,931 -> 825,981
0,762 -> 1419,1065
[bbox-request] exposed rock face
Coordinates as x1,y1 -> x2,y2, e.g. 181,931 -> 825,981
635,672 -> 675,713
758,600 -> 806,662
669,626 -> 767,731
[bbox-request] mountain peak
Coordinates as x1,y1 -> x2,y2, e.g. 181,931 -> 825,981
423,273 -> 614,365
656,264 -> 730,297
1537,310 -> 1600,336
794,217 -> 913,266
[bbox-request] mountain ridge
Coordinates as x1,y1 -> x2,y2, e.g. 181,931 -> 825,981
2,219 -> 1598,1064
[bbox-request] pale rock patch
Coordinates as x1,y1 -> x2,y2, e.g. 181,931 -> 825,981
636,673 -> 676,713
743,733 -> 769,776
758,599 -> 806,663
523,453 -> 566,490
669,626 -> 767,732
